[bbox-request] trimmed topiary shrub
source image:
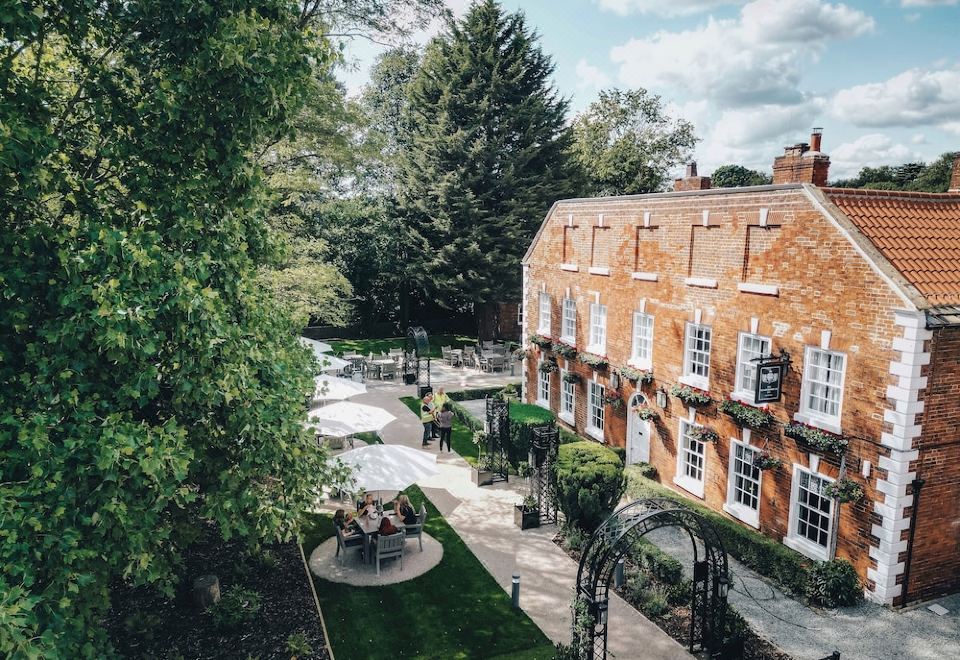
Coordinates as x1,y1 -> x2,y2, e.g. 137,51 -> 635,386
554,442 -> 626,533
508,402 -> 555,464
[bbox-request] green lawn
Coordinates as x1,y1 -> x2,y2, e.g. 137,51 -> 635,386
400,396 -> 481,466
329,334 -> 477,359
302,486 -> 555,660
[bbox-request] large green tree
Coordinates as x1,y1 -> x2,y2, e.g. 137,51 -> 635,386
0,2 -> 341,655
572,88 -> 698,196
397,0 -> 584,318
711,164 -> 772,188
831,152 -> 959,192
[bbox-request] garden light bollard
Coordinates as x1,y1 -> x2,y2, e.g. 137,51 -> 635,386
614,558 -> 625,588
512,572 -> 521,608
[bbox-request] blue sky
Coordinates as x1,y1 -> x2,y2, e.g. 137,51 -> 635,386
337,0 -> 960,179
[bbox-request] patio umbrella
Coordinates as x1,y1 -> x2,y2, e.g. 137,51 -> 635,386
314,376 -> 367,402
336,444 -> 439,492
317,354 -> 350,374
299,336 -> 334,355
307,401 -> 396,437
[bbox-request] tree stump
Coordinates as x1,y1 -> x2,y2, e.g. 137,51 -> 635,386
192,574 -> 220,609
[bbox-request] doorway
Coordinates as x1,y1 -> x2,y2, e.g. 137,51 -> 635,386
626,392 -> 650,464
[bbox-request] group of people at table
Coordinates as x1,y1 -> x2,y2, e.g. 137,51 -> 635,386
333,493 -> 419,560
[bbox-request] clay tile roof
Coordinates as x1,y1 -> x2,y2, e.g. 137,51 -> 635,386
823,188 -> 960,306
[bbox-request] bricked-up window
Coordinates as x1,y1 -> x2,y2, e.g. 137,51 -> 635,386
800,347 -> 846,427
682,323 -> 712,389
537,361 -> 551,407
785,466 -> 834,561
560,370 -> 575,422
735,333 -> 771,401
563,225 -> 578,264
587,381 -> 605,440
630,312 -> 654,369
591,226 -> 613,269
675,420 -> 705,498
538,293 -> 552,335
588,303 -> 607,354
561,298 -> 577,344
724,441 -> 761,528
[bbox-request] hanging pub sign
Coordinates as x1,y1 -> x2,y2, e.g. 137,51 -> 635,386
753,350 -> 791,404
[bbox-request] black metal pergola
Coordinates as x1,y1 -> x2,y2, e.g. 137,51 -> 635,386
528,425 -> 559,525
403,326 -> 431,393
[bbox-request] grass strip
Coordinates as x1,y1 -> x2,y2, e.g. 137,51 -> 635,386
400,396 -> 480,466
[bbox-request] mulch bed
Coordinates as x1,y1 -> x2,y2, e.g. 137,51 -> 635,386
553,533 -> 791,660
106,528 -> 329,659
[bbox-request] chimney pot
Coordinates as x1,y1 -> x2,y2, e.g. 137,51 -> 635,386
686,162 -> 698,177
950,154 -> 960,193
810,127 -> 823,153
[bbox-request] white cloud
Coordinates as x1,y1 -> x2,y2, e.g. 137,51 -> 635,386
831,67 -> 960,128
901,0 -> 958,6
575,59 -> 612,93
610,0 -> 874,108
596,0 -> 744,17
829,134 -> 923,178
912,133 -> 927,144
710,100 -> 825,146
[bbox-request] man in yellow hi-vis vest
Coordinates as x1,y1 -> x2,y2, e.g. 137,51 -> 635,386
420,392 -> 436,447
431,387 -> 450,439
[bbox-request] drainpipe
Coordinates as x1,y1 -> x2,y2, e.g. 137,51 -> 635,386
900,477 -> 925,607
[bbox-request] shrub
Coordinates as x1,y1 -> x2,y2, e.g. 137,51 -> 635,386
561,524 -> 587,552
448,386 -> 505,402
624,570 -> 650,604
638,585 -> 670,618
286,631 -> 314,658
208,587 -> 261,630
508,402 -> 555,464
559,426 -> 579,444
666,579 -> 693,606
635,540 -> 684,585
625,462 -> 658,482
554,442 -> 626,533
806,559 -> 862,608
610,446 -> 626,463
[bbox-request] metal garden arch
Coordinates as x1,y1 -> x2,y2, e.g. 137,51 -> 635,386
573,498 -> 731,658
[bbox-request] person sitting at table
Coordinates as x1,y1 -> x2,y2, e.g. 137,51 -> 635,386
377,515 -> 399,536
333,509 -> 362,540
394,494 -> 418,525
358,493 -> 377,517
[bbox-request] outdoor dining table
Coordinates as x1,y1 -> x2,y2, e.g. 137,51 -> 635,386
352,513 -> 401,564
368,358 -> 395,379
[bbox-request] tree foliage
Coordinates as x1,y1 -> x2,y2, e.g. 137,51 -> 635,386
710,164 -> 772,188
830,152 -> 959,192
572,88 -> 698,196
397,0 -> 584,309
1,1 -> 342,655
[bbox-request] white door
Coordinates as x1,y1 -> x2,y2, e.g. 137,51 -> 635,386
626,393 -> 650,464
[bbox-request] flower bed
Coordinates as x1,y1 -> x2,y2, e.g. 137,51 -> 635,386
719,398 -> 774,429
669,384 -> 711,406
616,365 -> 654,384
578,352 -> 608,369
783,422 -> 848,455
552,342 -> 577,359
529,334 -> 552,349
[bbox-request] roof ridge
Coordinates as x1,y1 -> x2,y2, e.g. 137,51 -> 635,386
821,187 -> 960,202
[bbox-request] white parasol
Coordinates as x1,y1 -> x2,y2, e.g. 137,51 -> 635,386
336,444 -> 439,492
299,336 -> 334,356
314,376 -> 367,403
307,401 -> 396,437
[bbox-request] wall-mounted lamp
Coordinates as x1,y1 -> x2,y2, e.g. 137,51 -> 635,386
655,387 -> 668,408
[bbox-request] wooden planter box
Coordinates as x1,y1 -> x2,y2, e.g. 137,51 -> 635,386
514,505 -> 540,530
473,469 -> 495,487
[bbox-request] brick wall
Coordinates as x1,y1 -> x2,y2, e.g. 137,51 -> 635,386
523,185 -> 908,590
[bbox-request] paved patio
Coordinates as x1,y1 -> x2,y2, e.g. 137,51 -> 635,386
308,533 -> 443,586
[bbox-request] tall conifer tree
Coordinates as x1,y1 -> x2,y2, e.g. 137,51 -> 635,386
398,0 -> 583,322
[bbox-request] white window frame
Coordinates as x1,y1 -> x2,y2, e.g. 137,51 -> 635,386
784,465 -> 835,561
537,360 -> 551,408
732,332 -> 772,404
629,312 -> 654,370
673,418 -> 705,498
560,369 -> 575,425
795,346 -> 847,434
723,440 -> 762,528
587,303 -> 607,355
586,381 -> 605,441
537,293 -> 552,335
561,297 -> 577,345
680,322 -> 712,390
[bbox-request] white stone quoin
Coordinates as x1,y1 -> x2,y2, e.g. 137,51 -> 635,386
867,310 -> 930,604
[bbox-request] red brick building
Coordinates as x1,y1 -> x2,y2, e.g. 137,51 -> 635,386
521,133 -> 960,606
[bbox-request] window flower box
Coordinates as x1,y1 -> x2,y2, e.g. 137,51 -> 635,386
784,422 -> 848,455
552,342 -> 578,359
530,334 -> 552,349
538,359 -> 558,374
719,398 -> 774,429
631,404 -> 658,421
751,451 -> 783,471
670,384 -> 711,406
562,371 -> 582,384
578,352 -> 609,369
687,425 -> 719,444
616,365 -> 654,384
823,478 -> 863,504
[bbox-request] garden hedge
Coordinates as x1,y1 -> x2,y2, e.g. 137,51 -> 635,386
555,442 -> 626,533
507,402 -> 555,464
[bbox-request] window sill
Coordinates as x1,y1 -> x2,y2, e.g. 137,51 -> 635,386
559,335 -> 576,346
586,426 -> 605,442
560,263 -> 579,272
737,282 -> 779,296
723,502 -> 760,529
536,399 -> 551,410
729,391 -> 757,406
673,475 -> 705,499
678,374 -> 709,391
631,271 -> 658,282
627,358 -> 652,371
585,345 -> 606,356
588,266 -> 610,276
684,277 -> 718,289
783,534 -> 830,562
792,412 -> 842,436
537,329 -> 551,337
559,411 -> 575,426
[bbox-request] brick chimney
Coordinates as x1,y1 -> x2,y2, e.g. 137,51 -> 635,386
674,161 -> 711,191
949,154 -> 960,193
772,128 -> 830,186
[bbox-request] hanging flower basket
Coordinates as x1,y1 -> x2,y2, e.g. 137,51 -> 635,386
687,425 -> 719,444
514,347 -> 532,360
719,398 -> 774,429
529,334 -> 552,349
670,385 -> 712,406
632,404 -> 658,421
562,371 -> 582,384
552,342 -> 578,359
784,422 -> 848,455
578,352 -> 609,369
823,478 -> 863,503
538,359 -> 559,374
616,365 -> 654,384
602,390 -> 624,410
752,451 -> 783,471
